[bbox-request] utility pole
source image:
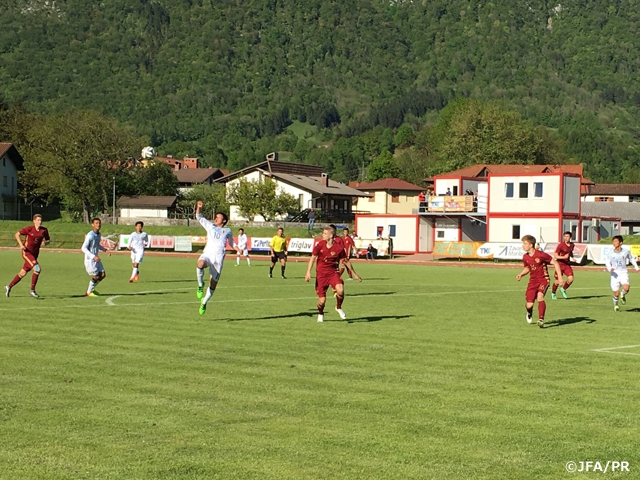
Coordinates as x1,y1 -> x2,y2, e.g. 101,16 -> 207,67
112,176 -> 116,225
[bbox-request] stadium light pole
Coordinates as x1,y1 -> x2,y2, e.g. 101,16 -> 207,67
112,176 -> 116,225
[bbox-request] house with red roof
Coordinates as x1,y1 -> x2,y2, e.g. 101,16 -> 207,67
349,178 -> 424,214
0,143 -> 24,220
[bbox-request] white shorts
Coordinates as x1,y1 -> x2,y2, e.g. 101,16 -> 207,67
610,272 -> 630,291
237,248 -> 249,256
130,249 -> 144,264
85,258 -> 105,276
199,254 -> 224,282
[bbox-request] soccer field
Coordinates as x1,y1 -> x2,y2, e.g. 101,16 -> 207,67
0,250 -> 638,479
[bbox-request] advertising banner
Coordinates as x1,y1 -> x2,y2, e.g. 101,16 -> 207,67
588,245 -> 632,265
100,237 -> 118,251
174,236 -> 193,252
190,236 -> 207,244
353,238 -> 390,257
250,237 -> 273,252
287,238 -> 316,253
119,234 -> 131,249
543,243 -> 589,263
432,241 -> 485,259
493,243 -> 529,260
428,195 -> 473,213
148,235 -> 175,249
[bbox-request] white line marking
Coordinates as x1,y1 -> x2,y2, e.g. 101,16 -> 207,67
106,296 -> 121,306
592,345 -> 640,356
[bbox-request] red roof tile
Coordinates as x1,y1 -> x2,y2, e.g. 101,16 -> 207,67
350,178 -> 424,191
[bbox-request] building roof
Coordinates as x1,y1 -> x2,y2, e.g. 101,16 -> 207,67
217,159 -> 324,183
581,202 -> 640,222
173,168 -> 224,184
273,173 -> 370,197
117,195 -> 177,208
584,184 -> 640,196
0,143 -> 24,170
349,178 -> 424,191
436,163 -> 584,178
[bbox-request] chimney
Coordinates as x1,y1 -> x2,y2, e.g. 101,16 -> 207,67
266,152 -> 278,161
321,172 -> 329,187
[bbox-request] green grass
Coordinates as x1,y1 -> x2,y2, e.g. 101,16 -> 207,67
1,252 -> 638,479
286,120 -> 322,144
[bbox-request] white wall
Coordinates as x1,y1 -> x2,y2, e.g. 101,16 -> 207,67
0,153 -> 18,198
563,176 -> 580,214
434,179 -> 460,195
121,208 -> 168,218
354,191 -> 386,214
354,191 -> 420,214
355,215 -> 418,253
435,218 -> 458,241
489,175 -> 560,214
582,195 -> 630,202
488,217 -> 559,243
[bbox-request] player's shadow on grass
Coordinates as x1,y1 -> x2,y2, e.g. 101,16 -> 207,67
224,311 -> 318,322
566,295 -> 608,300
143,279 -> 192,283
545,316 -> 596,328
349,291 -> 395,297
623,307 -> 640,312
327,314 -> 414,323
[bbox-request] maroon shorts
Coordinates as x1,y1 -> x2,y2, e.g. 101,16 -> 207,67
315,272 -> 343,297
21,251 -> 39,272
526,280 -> 549,303
555,263 -> 574,278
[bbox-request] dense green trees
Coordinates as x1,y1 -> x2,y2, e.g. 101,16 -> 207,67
2,0 -> 640,185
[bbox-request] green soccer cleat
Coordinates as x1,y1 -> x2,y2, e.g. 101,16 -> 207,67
620,294 -> 626,305
560,287 -> 568,299
196,286 -> 204,299
614,305 -> 620,312
92,290 -> 100,296
86,291 -> 98,297
199,303 -> 206,315
551,293 -> 557,300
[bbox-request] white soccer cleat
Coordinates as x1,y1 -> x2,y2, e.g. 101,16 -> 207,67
336,308 -> 347,320
5,285 -> 10,298
526,313 -> 533,324
29,291 -> 40,299
317,314 -> 324,323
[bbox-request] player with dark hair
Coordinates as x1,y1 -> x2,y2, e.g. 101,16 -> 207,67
305,226 -> 362,323
5,214 -> 50,298
605,235 -> 639,312
338,227 -> 355,280
128,221 -> 149,282
82,218 -> 111,297
551,231 -> 575,299
516,234 -> 563,328
269,227 -> 288,278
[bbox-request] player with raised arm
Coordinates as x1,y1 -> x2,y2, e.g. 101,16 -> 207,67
516,235 -> 563,328
128,221 -> 149,282
305,225 -> 362,323
235,228 -> 251,266
605,235 -> 639,312
5,214 -> 50,299
82,218 -> 111,297
551,231 -> 575,300
195,201 -> 242,315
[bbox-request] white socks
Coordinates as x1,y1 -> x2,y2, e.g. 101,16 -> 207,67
197,267 -> 204,287
131,267 -> 138,278
202,287 -> 214,305
87,279 -> 96,294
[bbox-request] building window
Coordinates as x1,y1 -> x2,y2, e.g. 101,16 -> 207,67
368,193 -> 375,202
519,182 -> 528,198
512,225 -> 521,240
389,225 -> 396,237
583,225 -> 589,242
534,182 -> 543,198
391,192 -> 400,203
2,176 -> 7,187
437,230 -> 445,238
505,183 -> 514,198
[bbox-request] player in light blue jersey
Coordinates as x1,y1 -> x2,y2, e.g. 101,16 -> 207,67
195,201 -> 242,315
605,235 -> 639,311
128,221 -> 149,283
81,218 -> 111,296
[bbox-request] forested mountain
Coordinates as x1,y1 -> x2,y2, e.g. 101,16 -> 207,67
1,0 -> 640,183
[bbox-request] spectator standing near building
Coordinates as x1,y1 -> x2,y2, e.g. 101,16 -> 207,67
308,208 -> 315,230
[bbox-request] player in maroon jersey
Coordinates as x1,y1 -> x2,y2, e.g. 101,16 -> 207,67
516,235 -> 563,328
551,231 -> 575,300
305,226 -> 362,323
5,214 -> 50,298
338,227 -> 356,280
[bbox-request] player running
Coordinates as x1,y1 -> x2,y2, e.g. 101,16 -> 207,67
605,235 -> 639,312
5,214 -> 50,299
235,228 -> 251,266
195,201 -> 242,315
82,218 -> 111,297
516,235 -> 563,328
128,221 -> 149,282
305,225 -> 362,323
551,231 -> 575,300
338,227 -> 356,280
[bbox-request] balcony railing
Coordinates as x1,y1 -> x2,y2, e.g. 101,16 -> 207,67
418,195 -> 487,214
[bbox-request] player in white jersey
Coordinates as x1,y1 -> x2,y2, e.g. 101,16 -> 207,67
235,228 -> 251,266
195,201 -> 242,315
81,218 -> 111,296
128,221 -> 149,282
605,235 -> 639,311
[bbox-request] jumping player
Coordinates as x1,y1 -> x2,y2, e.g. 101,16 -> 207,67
128,221 -> 149,282
516,234 -> 563,328
235,228 -> 251,266
82,218 -> 111,297
551,231 -> 575,299
5,214 -> 50,298
305,225 -> 362,323
605,235 -> 639,312
195,201 -> 242,315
